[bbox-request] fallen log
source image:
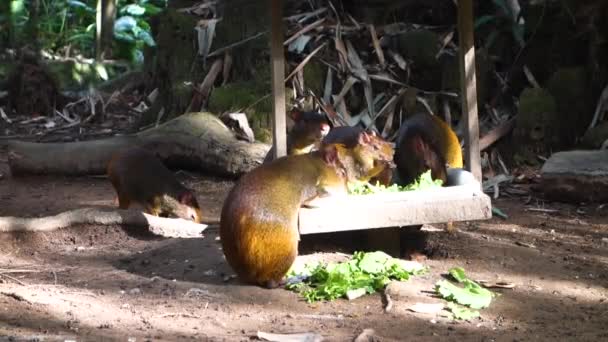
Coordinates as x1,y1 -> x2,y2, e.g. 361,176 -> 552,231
0,207 -> 208,238
7,112 -> 270,177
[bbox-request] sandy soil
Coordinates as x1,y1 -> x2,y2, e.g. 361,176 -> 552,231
0,152 -> 607,342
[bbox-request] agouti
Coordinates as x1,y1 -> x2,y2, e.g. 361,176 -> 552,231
107,147 -> 203,223
323,126 -> 394,186
394,113 -> 463,186
220,131 -> 395,288
263,110 -> 331,163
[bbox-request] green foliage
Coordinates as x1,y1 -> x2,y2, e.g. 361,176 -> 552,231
474,0 -> 525,50
347,169 -> 443,195
7,0 -> 166,64
113,0 -> 164,63
435,267 -> 497,320
286,251 -> 426,303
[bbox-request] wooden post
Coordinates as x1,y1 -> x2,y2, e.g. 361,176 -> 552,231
269,0 -> 287,159
457,0 -> 482,183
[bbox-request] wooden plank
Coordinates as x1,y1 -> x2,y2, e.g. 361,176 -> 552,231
298,184 -> 492,235
269,0 -> 287,159
457,0 -> 482,183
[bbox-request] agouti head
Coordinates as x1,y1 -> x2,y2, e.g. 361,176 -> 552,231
160,191 -> 203,223
289,110 -> 331,152
342,130 -> 396,182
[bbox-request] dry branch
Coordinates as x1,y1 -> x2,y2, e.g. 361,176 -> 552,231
479,118 -> 516,151
0,207 -> 207,238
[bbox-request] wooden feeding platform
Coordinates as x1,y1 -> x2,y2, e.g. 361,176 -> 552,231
267,0 -> 490,246
298,170 -> 492,235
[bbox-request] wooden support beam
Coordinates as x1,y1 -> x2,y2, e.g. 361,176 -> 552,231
269,0 -> 287,159
457,0 -> 482,183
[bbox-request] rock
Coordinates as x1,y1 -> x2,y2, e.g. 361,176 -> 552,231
539,150 -> 608,203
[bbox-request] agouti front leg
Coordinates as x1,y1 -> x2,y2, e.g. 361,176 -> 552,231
116,193 -> 131,209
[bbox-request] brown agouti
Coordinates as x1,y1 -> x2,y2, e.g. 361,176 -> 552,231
263,110 -> 331,163
220,131 -> 395,288
394,113 -> 463,186
107,147 -> 203,223
323,126 -> 394,186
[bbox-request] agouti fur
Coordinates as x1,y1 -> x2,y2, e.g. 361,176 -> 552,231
323,126 -> 394,185
263,110 -> 331,163
394,113 -> 463,186
220,131 -> 394,288
107,147 -> 203,223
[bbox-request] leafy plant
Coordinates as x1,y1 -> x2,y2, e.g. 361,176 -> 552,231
286,251 -> 426,302
113,0 -> 164,63
474,0 -> 525,50
6,0 -> 167,63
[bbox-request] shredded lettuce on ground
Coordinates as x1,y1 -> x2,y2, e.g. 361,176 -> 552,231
286,251 -> 426,302
435,267 -> 497,320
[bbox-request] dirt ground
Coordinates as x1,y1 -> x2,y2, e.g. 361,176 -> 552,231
0,151 -> 607,342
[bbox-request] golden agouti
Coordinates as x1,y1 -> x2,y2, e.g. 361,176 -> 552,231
323,126 -> 394,185
263,110 -> 331,163
107,147 -> 203,223
220,130 -> 394,288
394,113 -> 463,186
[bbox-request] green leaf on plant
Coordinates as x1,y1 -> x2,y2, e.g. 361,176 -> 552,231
122,4 -> 146,16
114,16 -> 138,33
474,15 -> 497,29
94,63 -> 109,81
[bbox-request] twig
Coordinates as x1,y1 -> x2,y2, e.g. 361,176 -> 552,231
159,312 -> 202,319
285,42 -> 328,82
479,118 -> 516,151
284,18 -> 325,46
587,82 -> 608,132
525,207 -> 558,213
368,24 -> 385,67
0,274 -> 27,286
207,31 -> 268,58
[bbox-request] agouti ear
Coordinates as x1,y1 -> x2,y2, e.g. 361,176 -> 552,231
358,131 -> 372,145
289,109 -> 302,121
321,144 -> 339,165
178,192 -> 195,205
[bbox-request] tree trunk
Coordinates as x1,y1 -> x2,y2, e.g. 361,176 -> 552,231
139,8 -> 205,127
96,0 -> 117,60
214,0 -> 270,81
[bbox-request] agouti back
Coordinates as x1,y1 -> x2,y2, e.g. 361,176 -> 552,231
107,147 -> 203,223
220,131 -> 394,288
263,110 -> 331,163
394,113 -> 463,186
323,126 -> 394,185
